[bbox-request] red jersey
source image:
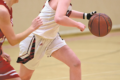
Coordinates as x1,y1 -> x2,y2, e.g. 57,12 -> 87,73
0,0 -> 19,80
0,0 -> 13,55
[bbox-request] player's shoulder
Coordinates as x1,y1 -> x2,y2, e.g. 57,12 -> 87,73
0,5 -> 10,19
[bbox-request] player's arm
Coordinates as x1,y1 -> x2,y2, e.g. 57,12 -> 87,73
0,6 -> 42,46
69,10 -> 84,19
69,10 -> 96,20
55,0 -> 85,31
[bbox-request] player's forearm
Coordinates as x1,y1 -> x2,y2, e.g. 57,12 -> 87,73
69,10 -> 84,19
8,26 -> 34,46
54,16 -> 79,28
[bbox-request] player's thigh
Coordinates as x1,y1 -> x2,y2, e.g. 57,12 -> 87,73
51,45 -> 80,67
19,63 -> 34,77
6,77 -> 21,80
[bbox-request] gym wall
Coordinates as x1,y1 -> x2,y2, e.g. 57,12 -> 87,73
13,0 -> 120,35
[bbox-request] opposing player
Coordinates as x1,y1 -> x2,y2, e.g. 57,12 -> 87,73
17,0 -> 96,80
0,0 -> 42,80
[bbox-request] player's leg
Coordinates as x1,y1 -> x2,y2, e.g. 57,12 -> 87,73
19,63 -> 34,80
51,45 -> 81,80
17,34 -> 51,80
6,77 -> 21,80
16,34 -> 36,80
46,34 -> 81,80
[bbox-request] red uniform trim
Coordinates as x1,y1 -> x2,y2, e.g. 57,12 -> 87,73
0,56 -> 19,80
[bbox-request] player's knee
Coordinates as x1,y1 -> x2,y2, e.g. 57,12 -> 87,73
71,59 -> 81,68
74,60 -> 81,68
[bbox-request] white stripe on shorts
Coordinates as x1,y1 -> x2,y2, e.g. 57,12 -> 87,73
0,70 -> 17,76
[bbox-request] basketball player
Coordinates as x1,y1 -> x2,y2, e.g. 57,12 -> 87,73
17,0 -> 96,80
0,0 -> 42,80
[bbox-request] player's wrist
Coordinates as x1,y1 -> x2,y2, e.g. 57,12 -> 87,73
29,26 -> 35,32
83,11 -> 97,20
83,13 -> 87,19
83,13 -> 92,20
76,22 -> 81,29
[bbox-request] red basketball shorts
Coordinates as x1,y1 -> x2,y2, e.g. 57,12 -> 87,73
0,56 -> 19,80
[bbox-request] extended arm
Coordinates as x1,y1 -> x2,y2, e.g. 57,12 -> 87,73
0,6 -> 42,46
54,0 -> 85,31
69,10 -> 96,19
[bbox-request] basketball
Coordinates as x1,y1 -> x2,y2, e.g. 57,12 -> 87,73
88,13 -> 112,37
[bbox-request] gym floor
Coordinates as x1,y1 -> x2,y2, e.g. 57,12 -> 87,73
3,30 -> 120,80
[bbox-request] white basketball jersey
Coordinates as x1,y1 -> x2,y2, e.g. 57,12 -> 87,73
33,0 -> 72,39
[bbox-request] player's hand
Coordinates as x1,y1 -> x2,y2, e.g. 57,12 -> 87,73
31,16 -> 43,31
77,22 -> 86,32
88,11 -> 97,19
83,11 -> 97,20
1,52 -> 11,63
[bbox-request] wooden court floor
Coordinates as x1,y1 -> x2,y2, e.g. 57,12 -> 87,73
2,31 -> 120,80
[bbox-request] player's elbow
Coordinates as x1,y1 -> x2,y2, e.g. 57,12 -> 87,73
9,41 -> 16,46
54,16 -> 63,24
7,39 -> 17,46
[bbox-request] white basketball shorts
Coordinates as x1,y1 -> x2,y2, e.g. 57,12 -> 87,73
17,33 -> 66,70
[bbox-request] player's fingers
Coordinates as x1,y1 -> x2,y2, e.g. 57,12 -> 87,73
33,16 -> 40,22
33,16 -> 42,22
37,16 -> 40,18
5,55 -> 11,63
90,11 -> 97,15
36,16 -> 41,20
38,18 -> 43,24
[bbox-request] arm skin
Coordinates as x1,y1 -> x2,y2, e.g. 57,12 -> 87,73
54,0 -> 86,31
69,10 -> 84,19
0,5 -> 42,46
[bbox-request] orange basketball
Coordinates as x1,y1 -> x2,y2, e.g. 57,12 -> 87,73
88,13 -> 112,37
